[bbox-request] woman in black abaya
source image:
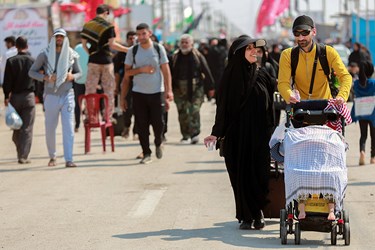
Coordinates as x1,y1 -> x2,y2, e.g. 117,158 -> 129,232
204,35 -> 275,230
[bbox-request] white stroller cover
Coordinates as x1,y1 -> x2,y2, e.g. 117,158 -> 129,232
284,125 -> 348,211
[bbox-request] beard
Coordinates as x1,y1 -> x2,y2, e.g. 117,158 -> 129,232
180,48 -> 192,55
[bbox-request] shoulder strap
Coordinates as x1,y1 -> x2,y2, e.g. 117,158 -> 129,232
291,46 -> 299,88
132,44 -> 139,65
133,42 -> 161,65
318,43 -> 330,78
153,42 -> 161,60
308,45 -> 320,98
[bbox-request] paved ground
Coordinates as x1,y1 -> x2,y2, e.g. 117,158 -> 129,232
0,94 -> 374,250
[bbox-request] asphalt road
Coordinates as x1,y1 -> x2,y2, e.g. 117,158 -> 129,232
0,98 -> 374,250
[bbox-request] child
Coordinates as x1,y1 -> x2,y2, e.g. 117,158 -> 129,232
351,60 -> 375,165
297,194 -> 336,220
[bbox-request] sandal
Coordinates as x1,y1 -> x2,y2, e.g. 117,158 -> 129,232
48,158 -> 57,167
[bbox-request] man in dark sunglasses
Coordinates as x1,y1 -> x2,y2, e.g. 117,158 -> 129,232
278,15 -> 352,105
276,15 -> 353,221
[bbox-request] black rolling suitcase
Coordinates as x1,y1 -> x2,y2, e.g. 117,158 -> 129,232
106,108 -> 125,137
263,161 -> 286,218
112,110 -> 125,136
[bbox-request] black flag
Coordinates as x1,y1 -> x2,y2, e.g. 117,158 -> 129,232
183,11 -> 205,34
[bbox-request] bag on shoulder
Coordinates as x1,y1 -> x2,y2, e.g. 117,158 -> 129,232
5,103 -> 23,130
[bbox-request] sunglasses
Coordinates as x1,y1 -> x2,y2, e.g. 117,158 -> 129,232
293,30 -> 311,37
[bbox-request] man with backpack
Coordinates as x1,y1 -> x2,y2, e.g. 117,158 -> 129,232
278,15 -> 353,220
120,23 -> 173,164
278,15 -> 352,105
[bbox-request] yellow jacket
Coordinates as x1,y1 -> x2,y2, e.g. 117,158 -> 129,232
278,43 -> 352,102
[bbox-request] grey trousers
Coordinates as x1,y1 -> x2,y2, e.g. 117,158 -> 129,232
10,92 -> 36,160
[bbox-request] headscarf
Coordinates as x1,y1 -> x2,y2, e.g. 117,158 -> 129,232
43,34 -> 76,92
213,35 -> 265,136
359,60 -> 374,87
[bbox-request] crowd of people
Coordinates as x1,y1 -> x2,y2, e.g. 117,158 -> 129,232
1,5 -> 374,232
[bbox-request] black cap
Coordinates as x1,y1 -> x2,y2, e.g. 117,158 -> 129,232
96,4 -> 110,15
293,15 -> 314,31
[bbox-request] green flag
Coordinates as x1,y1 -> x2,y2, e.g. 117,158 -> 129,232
184,14 -> 193,24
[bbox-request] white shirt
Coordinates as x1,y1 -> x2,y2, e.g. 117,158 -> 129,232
0,46 -> 18,85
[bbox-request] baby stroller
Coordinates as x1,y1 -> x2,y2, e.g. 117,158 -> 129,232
279,100 -> 350,246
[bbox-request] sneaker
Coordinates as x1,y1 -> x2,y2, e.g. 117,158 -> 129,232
180,138 -> 191,144
156,145 -> 163,159
65,161 -> 77,168
18,158 -> 31,164
140,155 -> 152,164
191,135 -> 199,144
239,220 -> 253,230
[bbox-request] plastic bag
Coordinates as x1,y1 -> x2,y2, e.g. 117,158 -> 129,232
269,114 -> 290,162
5,103 -> 23,130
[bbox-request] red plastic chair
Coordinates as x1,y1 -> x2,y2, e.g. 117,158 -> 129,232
78,93 -> 115,154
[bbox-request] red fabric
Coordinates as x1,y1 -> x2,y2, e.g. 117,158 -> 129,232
256,0 -> 289,34
324,99 -> 352,133
152,17 -> 162,25
80,0 -> 104,22
113,7 -> 131,17
60,3 -> 86,13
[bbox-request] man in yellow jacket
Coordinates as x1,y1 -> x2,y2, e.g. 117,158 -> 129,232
278,15 -> 352,105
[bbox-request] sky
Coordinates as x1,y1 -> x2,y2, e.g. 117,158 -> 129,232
191,0 -> 375,37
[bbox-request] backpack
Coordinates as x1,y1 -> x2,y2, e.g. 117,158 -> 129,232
291,43 -> 339,97
132,42 -> 161,65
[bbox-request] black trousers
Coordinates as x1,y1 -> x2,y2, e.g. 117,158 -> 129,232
10,92 -> 36,160
359,120 -> 375,157
132,91 -> 165,156
73,82 -> 86,129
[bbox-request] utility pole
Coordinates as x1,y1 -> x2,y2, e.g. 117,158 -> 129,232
126,0 -> 131,33
160,0 -> 165,42
366,0 -> 369,47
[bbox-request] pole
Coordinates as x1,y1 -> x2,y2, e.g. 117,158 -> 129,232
126,0 -> 131,33
356,0 -> 360,42
366,0 -> 369,48
179,0 -> 184,32
161,0 -> 165,42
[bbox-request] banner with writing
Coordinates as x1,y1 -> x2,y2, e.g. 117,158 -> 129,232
0,7 -> 49,58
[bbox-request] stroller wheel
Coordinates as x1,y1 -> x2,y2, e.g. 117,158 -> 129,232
331,224 -> 337,245
281,221 -> 288,245
344,222 -> 350,245
343,210 -> 349,223
280,209 -> 287,238
294,222 -> 301,245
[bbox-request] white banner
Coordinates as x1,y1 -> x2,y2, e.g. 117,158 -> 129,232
0,7 -> 49,59
354,96 -> 375,116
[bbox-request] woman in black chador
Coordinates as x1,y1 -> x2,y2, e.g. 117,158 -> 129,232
204,35 -> 275,230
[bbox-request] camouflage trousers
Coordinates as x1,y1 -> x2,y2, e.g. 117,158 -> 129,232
174,80 -> 204,139
85,63 -> 115,117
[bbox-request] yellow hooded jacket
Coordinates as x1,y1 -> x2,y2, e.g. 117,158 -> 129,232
278,43 -> 352,103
